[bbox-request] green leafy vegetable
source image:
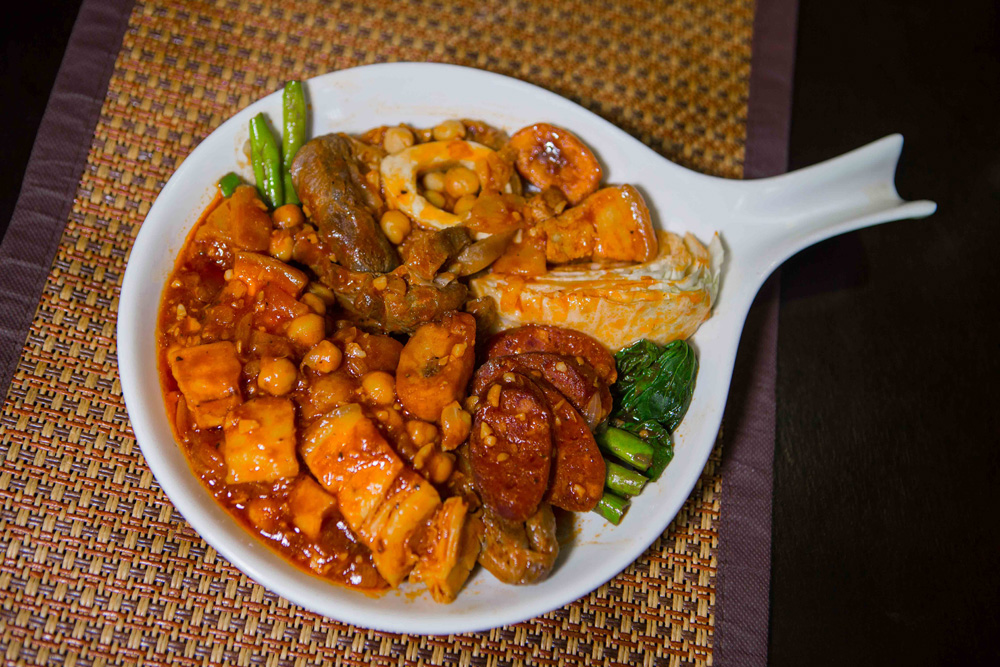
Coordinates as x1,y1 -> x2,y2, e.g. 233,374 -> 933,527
600,338 -> 695,494
613,339 -> 698,431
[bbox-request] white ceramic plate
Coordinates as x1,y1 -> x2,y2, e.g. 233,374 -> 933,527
117,63 -> 935,634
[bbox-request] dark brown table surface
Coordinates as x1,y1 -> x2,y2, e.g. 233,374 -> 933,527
4,1 -> 999,664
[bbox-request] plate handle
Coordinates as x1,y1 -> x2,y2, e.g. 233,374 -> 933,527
721,134 -> 937,283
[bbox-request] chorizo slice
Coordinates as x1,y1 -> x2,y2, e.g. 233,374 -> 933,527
472,352 -> 613,428
485,324 -> 618,384
531,378 -> 606,512
396,311 -> 477,422
507,123 -> 602,204
469,373 -> 553,522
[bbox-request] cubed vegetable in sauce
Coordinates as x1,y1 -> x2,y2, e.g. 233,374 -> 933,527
222,397 -> 298,483
167,341 -> 242,429
288,476 -> 338,539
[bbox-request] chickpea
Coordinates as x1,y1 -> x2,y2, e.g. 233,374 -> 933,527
306,282 -> 336,306
422,171 -> 446,192
300,292 -> 326,315
453,193 -> 477,217
308,372 -> 357,412
406,420 -> 439,447
286,313 -> 325,347
444,166 -> 480,198
269,229 -> 294,262
426,451 -> 455,484
412,442 -> 436,470
258,357 -> 298,396
272,204 -> 305,229
424,189 -> 446,209
440,401 -> 472,451
302,340 -> 342,374
375,406 -> 404,430
361,371 -> 396,405
414,126 -> 434,143
383,126 -> 415,154
432,119 -> 466,141
379,210 -> 412,245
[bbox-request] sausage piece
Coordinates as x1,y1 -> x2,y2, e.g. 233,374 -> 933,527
508,123 -> 602,205
532,378 -> 605,512
485,324 -> 618,384
472,352 -> 613,429
469,373 -> 552,522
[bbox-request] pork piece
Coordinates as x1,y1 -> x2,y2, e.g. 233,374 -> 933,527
294,234 -> 466,334
301,404 -> 441,587
290,133 -> 400,273
472,352 -> 613,428
474,503 -> 558,585
485,324 -> 618,384
197,185 -> 272,253
167,341 -> 242,429
409,496 -> 481,603
399,227 -> 472,281
469,373 -> 553,522
233,251 -> 308,297
222,397 -> 298,484
460,119 -> 511,151
541,185 -> 657,264
330,326 -> 403,377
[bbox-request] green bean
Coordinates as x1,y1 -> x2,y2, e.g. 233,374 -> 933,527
281,80 -> 306,206
604,460 -> 648,498
217,172 -> 242,198
595,427 -> 654,471
249,113 -> 283,209
593,492 -> 630,525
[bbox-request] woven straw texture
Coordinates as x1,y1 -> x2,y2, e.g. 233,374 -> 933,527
1,0 -> 754,664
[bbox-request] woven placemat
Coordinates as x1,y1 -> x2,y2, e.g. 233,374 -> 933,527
1,0 -> 757,664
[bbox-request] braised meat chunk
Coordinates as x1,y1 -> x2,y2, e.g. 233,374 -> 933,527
291,133 -> 400,273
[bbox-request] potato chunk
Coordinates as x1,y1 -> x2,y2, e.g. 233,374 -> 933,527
167,341 -> 242,429
542,185 -> 657,264
222,397 -> 298,484
200,185 -> 272,252
288,476 -> 337,539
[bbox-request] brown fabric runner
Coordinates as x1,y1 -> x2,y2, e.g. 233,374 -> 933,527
0,0 -> 794,664
714,0 -> 799,664
0,0 -> 133,397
